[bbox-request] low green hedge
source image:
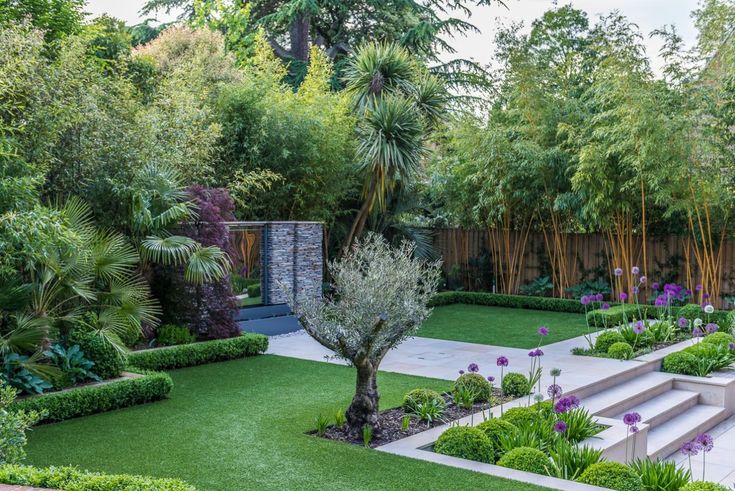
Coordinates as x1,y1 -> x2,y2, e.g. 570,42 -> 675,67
11,371 -> 173,424
429,291 -> 585,313
0,464 -> 195,490
587,305 -> 642,328
127,333 -> 269,371
247,283 -> 261,298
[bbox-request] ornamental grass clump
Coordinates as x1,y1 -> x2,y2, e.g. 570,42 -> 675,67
629,458 -> 691,491
286,234 -> 441,436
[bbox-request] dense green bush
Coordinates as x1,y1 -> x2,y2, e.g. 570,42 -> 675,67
0,464 -> 196,491
661,351 -> 699,376
501,406 -> 541,428
677,304 -> 703,324
429,292 -> 585,313
156,325 -> 196,346
453,373 -> 492,402
497,447 -> 550,474
501,372 -> 531,398
679,482 -> 731,491
68,330 -> 126,380
247,283 -> 261,298
0,385 -> 40,464
587,305 -> 640,329
402,388 -> 445,412
433,426 -> 494,463
608,342 -> 634,360
577,462 -> 643,491
476,418 -> 517,461
595,330 -> 626,353
11,371 -> 172,424
675,304 -> 730,332
702,332 -> 735,347
127,333 -> 268,371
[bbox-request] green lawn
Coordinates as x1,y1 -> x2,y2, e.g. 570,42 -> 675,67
417,304 -> 590,348
26,355 -> 548,491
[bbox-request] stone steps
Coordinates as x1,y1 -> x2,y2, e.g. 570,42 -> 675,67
648,405 -> 727,460
611,389 -> 700,429
581,371 -> 674,416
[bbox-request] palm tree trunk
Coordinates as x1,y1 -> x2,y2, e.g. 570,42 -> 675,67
343,177 -> 377,254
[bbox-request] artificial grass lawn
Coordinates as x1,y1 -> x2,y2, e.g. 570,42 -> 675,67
26,355 -> 549,491
417,304 -> 591,348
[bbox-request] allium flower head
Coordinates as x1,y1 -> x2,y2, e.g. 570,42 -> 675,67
696,283 -> 703,291
680,440 -> 699,456
614,267 -> 623,277
655,296 -> 666,307
631,266 -> 640,275
580,295 -> 590,306
487,376 -> 495,383
458,369 -> 465,375
729,342 -> 735,351
692,327 -> 704,338
467,363 -> 479,373
705,323 -> 718,334
696,433 -> 714,452
547,384 -> 563,398
639,276 -> 647,284
652,282 -> 660,290
630,425 -> 639,433
633,286 -> 639,295
704,304 -> 715,314
601,303 -> 610,311
529,348 -> 544,357
678,317 -> 689,328
619,292 -> 628,301
554,395 -> 580,413
550,368 -> 562,377
703,293 -> 710,299
554,420 -> 568,433
694,318 -> 703,328
633,321 -> 646,335
496,356 -> 509,367
623,412 -> 641,426
538,326 -> 549,337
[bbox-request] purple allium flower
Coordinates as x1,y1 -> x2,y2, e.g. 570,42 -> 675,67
601,303 -> 610,311
696,283 -> 703,291
633,321 -> 646,335
633,286 -> 639,294
678,317 -> 689,328
632,266 -> 640,275
706,323 -> 718,334
630,425 -> 639,433
580,295 -> 590,306
554,395 -> 580,414
458,370 -> 465,375
652,282 -> 660,290
547,384 -> 563,398
619,292 -> 628,301
529,349 -> 544,357
554,420 -> 568,433
686,289 -> 693,296
693,327 -> 704,338
680,440 -> 699,456
696,433 -> 714,452
467,363 -> 479,373
703,293 -> 710,299
640,276 -> 647,284
487,376 -> 495,383
595,293 -> 604,301
538,326 -> 549,336
614,268 -> 623,277
729,342 -> 735,351
496,356 -> 509,367
655,296 -> 666,307
623,412 -> 642,426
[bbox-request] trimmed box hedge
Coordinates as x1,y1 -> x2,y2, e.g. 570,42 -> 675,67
586,304 -> 643,327
429,291 -> 585,313
0,464 -> 196,491
11,371 -> 173,424
127,333 -> 269,371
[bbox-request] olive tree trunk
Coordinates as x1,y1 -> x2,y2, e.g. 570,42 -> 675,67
346,357 -> 379,435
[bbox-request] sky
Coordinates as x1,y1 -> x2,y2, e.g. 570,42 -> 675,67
85,0 -> 702,76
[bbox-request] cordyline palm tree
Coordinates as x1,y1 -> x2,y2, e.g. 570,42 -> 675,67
0,198 -> 160,380
129,164 -> 231,284
342,42 -> 446,253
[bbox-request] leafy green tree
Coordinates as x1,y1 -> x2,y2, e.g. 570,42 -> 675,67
0,0 -> 84,47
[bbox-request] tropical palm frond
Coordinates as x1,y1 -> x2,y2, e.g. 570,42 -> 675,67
92,230 -> 139,282
185,245 -> 231,284
410,74 -> 448,127
18,350 -> 63,383
344,42 -> 416,110
141,235 -> 197,266
0,314 -> 50,356
61,196 -> 96,241
103,277 -> 161,328
0,277 -> 32,312
152,201 -> 194,230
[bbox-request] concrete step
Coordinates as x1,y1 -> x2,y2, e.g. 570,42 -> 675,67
612,389 -> 700,429
581,371 -> 674,417
648,405 -> 727,460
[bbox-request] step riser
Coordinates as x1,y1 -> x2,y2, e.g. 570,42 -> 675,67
595,380 -> 673,418
649,409 -> 729,460
570,362 -> 658,402
644,395 -> 699,429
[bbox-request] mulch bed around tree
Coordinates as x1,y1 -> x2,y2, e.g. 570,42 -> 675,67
311,390 -> 514,448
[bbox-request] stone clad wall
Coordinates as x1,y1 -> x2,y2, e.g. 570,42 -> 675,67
263,222 -> 323,306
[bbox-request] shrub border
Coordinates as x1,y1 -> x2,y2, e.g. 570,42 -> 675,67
11,371 -> 173,424
429,291 -> 586,313
127,333 -> 269,371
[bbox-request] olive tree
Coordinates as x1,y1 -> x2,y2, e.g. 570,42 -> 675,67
288,234 -> 441,435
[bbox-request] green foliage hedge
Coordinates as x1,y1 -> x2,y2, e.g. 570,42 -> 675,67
501,406 -> 541,428
156,324 -> 196,346
577,462 -> 643,491
476,418 -> 517,461
247,283 -> 261,298
402,388 -> 445,412
69,330 -> 126,380
702,332 -> 735,347
497,446 -> 550,475
429,292 -> 585,313
0,464 -> 195,490
434,426 -> 494,463
595,330 -> 626,353
662,351 -> 699,376
680,482 -> 731,491
608,342 -> 634,360
587,305 -> 641,328
454,373 -> 492,402
11,371 -> 173,424
501,372 -> 531,399
676,304 -> 731,331
127,333 -> 268,371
